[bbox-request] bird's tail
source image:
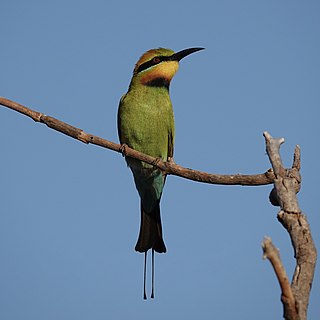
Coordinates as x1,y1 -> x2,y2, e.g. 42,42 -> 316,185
135,201 -> 166,253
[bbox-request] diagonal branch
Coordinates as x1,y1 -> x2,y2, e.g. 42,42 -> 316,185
0,96 -> 274,186
262,237 -> 298,320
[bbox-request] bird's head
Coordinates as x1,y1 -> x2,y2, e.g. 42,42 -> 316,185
130,47 -> 204,88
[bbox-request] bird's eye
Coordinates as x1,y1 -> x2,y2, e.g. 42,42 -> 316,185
152,57 -> 161,64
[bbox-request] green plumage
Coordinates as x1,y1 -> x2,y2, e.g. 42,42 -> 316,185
117,47 -> 203,299
118,55 -> 175,253
117,47 -> 204,256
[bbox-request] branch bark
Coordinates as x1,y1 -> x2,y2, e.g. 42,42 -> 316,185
262,237 -> 298,320
0,96 -> 274,186
263,132 -> 317,320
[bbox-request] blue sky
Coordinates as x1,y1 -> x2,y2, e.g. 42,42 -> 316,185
1,0 -> 319,319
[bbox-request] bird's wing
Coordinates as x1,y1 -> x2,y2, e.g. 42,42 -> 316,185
117,93 -> 127,144
168,132 -> 174,159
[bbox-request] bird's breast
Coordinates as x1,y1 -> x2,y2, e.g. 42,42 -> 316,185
118,88 -> 174,162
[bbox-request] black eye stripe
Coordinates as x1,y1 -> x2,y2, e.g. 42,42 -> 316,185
136,55 -> 170,74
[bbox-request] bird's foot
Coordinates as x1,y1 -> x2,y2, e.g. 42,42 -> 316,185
119,144 -> 128,157
152,157 -> 162,167
167,157 -> 175,165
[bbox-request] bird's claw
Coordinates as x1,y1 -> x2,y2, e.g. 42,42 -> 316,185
120,144 -> 128,157
152,157 -> 162,167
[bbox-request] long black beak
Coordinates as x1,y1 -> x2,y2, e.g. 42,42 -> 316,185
170,47 -> 205,61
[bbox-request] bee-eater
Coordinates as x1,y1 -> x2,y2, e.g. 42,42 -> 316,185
117,47 -> 204,299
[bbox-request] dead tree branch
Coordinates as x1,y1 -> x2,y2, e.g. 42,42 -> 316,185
0,96 -> 274,186
263,132 -> 317,320
262,237 -> 297,320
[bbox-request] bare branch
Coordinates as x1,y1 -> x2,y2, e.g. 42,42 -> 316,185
262,237 -> 298,320
263,131 -> 317,320
263,131 -> 301,213
263,131 -> 286,177
292,145 -> 301,171
278,211 -> 317,320
1,96 -> 274,186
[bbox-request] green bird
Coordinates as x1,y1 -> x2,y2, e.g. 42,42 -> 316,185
117,47 -> 204,299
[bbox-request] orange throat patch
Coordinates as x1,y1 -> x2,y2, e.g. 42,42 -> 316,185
140,61 -> 179,85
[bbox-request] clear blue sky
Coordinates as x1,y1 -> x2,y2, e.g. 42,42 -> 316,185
1,1 -> 319,319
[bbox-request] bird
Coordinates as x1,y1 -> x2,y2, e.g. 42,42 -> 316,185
117,47 -> 204,299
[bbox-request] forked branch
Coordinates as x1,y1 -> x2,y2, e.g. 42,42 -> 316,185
263,132 -> 317,320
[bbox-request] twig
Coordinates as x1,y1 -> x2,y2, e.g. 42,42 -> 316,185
0,96 -> 274,186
